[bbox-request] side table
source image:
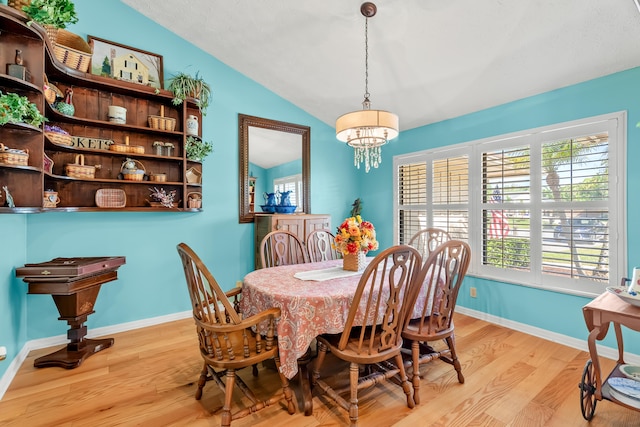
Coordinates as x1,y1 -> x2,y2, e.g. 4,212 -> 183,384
16,256 -> 126,369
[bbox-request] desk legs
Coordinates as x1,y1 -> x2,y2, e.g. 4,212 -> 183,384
34,285 -> 113,369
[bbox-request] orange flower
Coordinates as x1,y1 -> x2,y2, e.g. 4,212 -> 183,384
332,216 -> 378,256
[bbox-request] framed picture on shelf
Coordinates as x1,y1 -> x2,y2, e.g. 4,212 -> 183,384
87,36 -> 164,89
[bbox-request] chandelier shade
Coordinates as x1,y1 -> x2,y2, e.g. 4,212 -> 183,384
336,109 -> 399,145
336,2 -> 399,172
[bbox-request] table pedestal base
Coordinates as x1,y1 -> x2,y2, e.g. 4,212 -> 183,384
297,348 -> 314,416
34,337 -> 114,369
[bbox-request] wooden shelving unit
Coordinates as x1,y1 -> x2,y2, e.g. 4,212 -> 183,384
0,5 -> 204,212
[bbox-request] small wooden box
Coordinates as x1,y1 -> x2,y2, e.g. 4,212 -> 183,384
16,256 -> 126,280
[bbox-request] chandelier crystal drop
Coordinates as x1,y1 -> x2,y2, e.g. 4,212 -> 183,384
335,2 -> 399,173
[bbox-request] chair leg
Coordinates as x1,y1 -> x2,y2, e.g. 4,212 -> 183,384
274,354 -> 296,415
411,340 -> 421,405
349,362 -> 359,427
446,335 -> 464,384
311,341 -> 328,387
221,369 -> 237,427
195,362 -> 208,400
395,353 -> 415,409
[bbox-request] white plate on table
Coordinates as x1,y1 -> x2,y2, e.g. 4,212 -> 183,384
606,286 -> 640,308
620,365 -> 640,381
609,377 -> 640,399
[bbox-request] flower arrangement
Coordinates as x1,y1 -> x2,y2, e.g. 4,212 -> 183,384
333,215 -> 378,255
148,187 -> 176,208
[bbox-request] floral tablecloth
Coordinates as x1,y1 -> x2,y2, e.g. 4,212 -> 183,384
241,259 -> 426,379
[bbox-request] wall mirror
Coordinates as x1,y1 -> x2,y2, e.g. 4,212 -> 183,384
239,114 -> 310,223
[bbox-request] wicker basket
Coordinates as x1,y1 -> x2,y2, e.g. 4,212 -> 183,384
148,173 -> 167,182
65,154 -> 96,179
343,251 -> 366,272
7,0 -> 30,11
45,131 -> 73,146
95,189 -> 126,208
0,143 -> 29,166
109,136 -> 145,154
120,159 -> 146,181
44,25 -> 59,45
43,75 -> 62,104
53,30 -> 92,73
185,167 -> 202,184
187,192 -> 202,209
148,105 -> 176,131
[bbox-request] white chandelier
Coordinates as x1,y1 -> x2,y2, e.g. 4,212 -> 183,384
336,2 -> 399,173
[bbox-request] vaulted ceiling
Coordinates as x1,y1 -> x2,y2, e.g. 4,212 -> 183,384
123,0 -> 640,132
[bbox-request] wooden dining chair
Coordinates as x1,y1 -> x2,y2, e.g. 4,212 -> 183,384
408,227 -> 451,261
176,243 -> 295,426
311,245 -> 422,426
401,240 -> 471,404
306,229 -> 340,262
260,230 -> 308,268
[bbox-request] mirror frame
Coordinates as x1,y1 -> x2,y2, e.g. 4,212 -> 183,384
238,114 -> 311,223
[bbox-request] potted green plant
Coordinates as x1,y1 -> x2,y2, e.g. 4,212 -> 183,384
0,91 -> 47,127
22,0 -> 78,45
22,0 -> 79,29
185,135 -> 213,161
168,71 -> 212,116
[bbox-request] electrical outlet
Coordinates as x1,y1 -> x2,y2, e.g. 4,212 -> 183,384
470,287 -> 477,298
235,280 -> 243,288
0,346 -> 6,361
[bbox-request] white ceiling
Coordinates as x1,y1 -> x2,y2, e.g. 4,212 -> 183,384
123,0 -> 640,132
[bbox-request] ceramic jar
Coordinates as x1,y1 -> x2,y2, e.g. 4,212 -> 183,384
186,115 -> 199,136
108,106 -> 127,124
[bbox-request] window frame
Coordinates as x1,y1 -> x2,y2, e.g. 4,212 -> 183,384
393,112 -> 626,297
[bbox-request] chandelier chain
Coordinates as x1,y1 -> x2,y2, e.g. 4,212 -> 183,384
364,16 -> 370,101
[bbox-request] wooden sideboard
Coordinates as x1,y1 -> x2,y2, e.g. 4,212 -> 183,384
254,213 -> 331,268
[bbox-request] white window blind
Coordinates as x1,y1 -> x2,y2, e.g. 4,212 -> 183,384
394,112 -> 625,296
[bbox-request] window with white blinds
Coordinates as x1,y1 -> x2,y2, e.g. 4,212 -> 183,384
393,112 -> 625,296
274,174 -> 302,211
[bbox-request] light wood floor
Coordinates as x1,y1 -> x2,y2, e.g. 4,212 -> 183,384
0,314 -> 637,426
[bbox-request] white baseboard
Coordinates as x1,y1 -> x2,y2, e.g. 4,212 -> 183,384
0,310 -> 191,401
456,306 -> 640,365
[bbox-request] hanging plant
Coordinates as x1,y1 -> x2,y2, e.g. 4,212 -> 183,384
168,71 -> 212,116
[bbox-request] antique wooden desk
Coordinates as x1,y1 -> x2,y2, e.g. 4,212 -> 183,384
16,256 -> 126,369
580,289 -> 640,419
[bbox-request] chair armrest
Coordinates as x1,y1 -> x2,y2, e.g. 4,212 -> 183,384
195,307 -> 281,334
226,287 -> 242,299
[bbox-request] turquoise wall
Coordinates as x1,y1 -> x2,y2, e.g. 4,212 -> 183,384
355,66 -> 640,353
0,0 -> 353,380
0,217 -> 27,375
2,0 -> 639,382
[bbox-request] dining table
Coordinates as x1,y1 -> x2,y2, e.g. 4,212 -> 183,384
241,257 -> 428,415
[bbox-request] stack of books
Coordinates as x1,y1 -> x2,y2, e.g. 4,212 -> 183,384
608,376 -> 640,408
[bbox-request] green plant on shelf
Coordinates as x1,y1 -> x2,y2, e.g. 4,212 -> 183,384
185,136 -> 213,161
168,71 -> 212,116
0,91 -> 47,127
22,0 -> 79,29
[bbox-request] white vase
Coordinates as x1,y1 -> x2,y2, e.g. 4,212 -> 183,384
186,115 -> 199,136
